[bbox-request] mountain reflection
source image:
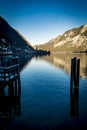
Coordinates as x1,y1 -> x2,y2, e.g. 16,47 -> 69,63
37,53 -> 87,79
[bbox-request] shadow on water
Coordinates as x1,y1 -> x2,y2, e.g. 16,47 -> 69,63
0,76 -> 21,129
17,53 -> 35,71
70,86 -> 79,117
0,54 -> 22,129
18,53 -> 51,71
0,53 -> 87,129
0,53 -> 51,129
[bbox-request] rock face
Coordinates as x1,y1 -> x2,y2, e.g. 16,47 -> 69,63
38,25 -> 87,52
0,16 -> 34,52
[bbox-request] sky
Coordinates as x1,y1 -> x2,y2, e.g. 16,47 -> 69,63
0,0 -> 87,45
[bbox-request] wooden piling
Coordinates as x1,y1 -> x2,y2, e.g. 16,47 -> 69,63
18,77 -> 21,98
0,83 -> 5,96
76,59 -> 80,86
0,55 -> 21,120
15,79 -> 17,96
70,57 -> 80,117
70,58 -> 74,86
70,57 -> 80,87
73,57 -> 77,86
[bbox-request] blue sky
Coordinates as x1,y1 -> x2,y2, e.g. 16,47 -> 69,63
0,0 -> 87,45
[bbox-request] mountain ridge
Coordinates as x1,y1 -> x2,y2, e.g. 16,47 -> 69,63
37,25 -> 87,52
0,16 -> 34,52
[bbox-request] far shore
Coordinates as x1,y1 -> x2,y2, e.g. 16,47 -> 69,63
0,51 -> 87,56
51,52 -> 87,54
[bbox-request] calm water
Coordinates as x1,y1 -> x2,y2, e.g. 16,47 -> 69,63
1,53 -> 87,129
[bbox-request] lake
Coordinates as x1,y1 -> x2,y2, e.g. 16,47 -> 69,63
0,53 -> 87,129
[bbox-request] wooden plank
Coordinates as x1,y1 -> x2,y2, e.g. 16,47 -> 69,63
3,64 -> 19,69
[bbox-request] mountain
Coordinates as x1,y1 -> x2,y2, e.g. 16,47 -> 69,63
37,25 -> 87,53
0,16 -> 34,52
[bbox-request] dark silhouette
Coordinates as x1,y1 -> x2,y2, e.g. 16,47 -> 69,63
0,55 -> 21,129
0,76 -> 21,129
70,57 -> 80,87
70,57 -> 80,117
70,86 -> 79,117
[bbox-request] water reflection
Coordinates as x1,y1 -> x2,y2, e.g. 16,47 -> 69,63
70,86 -> 79,117
37,53 -> 87,79
0,76 -> 21,129
0,53 -> 86,129
18,54 -> 35,71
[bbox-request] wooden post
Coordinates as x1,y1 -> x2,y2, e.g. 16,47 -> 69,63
76,59 -> 80,86
8,68 -> 10,80
70,58 -> 74,86
0,83 -> 5,96
16,57 -> 19,64
73,57 -> 77,86
70,57 -> 77,86
18,77 -> 21,98
8,82 -> 14,97
15,79 -> 17,96
70,57 -> 80,117
4,68 -> 6,82
70,57 -> 80,87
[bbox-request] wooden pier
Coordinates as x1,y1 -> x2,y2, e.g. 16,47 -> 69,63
0,55 -> 21,122
0,56 -> 19,83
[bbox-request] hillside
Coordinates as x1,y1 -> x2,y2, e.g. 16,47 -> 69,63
0,16 -> 34,53
37,25 -> 87,53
